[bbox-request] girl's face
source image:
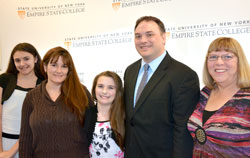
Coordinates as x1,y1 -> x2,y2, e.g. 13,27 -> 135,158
44,56 -> 69,86
13,51 -> 37,76
95,76 -> 116,107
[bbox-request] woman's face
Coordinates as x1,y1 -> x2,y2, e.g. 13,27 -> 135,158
13,51 -> 37,76
95,76 -> 116,107
44,56 -> 69,86
207,50 -> 238,87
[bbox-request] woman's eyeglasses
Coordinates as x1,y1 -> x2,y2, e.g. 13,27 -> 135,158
207,54 -> 235,61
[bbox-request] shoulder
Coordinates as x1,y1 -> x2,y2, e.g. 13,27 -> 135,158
199,87 -> 211,99
23,84 -> 44,109
0,73 -> 18,103
81,84 -> 94,106
82,84 -> 90,93
0,73 -> 16,83
85,105 -> 97,116
169,58 -> 196,74
36,77 -> 44,85
85,105 -> 97,125
84,105 -> 97,146
201,86 -> 211,93
235,88 -> 250,99
165,58 -> 199,85
0,73 -> 16,78
124,59 -> 141,80
125,59 -> 141,72
240,87 -> 250,92
26,81 -> 43,98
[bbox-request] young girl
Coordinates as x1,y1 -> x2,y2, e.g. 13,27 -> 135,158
0,43 -> 43,158
19,47 -> 92,158
85,71 -> 125,158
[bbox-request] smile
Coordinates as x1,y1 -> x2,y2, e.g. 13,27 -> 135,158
19,65 -> 29,69
100,95 -> 110,99
215,69 -> 226,73
141,45 -> 150,48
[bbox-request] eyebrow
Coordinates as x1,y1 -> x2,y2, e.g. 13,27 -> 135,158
97,83 -> 116,87
135,31 -> 153,34
14,56 -> 30,59
209,53 -> 232,55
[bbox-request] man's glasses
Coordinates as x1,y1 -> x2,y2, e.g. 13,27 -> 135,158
207,54 -> 235,61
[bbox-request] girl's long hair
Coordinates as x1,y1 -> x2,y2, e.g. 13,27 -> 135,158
6,42 -> 43,79
91,71 -> 125,150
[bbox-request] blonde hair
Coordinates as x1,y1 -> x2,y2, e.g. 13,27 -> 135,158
203,37 -> 250,89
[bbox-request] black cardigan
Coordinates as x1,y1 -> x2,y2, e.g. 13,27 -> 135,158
84,105 -> 118,147
0,73 -> 43,104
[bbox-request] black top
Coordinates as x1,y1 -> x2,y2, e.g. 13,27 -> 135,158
84,105 -> 117,147
0,73 -> 43,104
202,109 -> 217,125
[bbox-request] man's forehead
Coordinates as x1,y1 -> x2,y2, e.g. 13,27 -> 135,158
134,30 -> 154,34
135,21 -> 160,32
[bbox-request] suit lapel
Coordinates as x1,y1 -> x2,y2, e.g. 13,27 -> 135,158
133,53 -> 172,114
127,61 -> 141,118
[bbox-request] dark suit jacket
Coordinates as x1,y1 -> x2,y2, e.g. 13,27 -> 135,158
124,52 -> 200,158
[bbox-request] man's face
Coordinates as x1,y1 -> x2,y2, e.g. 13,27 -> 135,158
134,20 -> 166,63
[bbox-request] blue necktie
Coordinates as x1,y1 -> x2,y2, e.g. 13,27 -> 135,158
136,64 -> 149,103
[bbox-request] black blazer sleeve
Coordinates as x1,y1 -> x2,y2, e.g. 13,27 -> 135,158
171,69 -> 200,158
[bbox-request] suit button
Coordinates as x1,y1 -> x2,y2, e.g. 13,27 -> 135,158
130,119 -> 134,126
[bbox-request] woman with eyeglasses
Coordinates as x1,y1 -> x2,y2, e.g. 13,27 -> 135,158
187,37 -> 250,157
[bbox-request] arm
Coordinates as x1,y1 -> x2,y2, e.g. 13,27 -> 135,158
172,71 -> 200,158
0,87 -> 3,152
19,93 -> 33,158
0,141 -> 18,158
0,86 -> 20,158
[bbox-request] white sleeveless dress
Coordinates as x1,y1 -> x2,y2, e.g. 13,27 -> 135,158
2,86 -> 31,158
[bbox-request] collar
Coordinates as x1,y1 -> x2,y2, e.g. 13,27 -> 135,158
140,51 -> 166,73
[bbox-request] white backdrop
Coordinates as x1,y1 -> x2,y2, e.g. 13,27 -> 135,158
1,0 -> 250,90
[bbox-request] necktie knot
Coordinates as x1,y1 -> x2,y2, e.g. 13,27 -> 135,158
144,64 -> 149,72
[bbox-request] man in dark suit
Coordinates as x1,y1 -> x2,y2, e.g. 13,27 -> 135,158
124,16 -> 200,158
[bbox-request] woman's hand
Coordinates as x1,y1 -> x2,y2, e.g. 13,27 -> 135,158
0,150 -> 15,158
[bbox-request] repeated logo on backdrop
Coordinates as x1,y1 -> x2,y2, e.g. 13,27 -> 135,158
64,30 -> 171,49
17,2 -> 85,19
64,31 -> 133,49
112,0 -> 172,11
62,19 -> 250,49
168,20 -> 250,39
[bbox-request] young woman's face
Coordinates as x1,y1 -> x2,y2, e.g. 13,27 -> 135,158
44,56 -> 69,86
13,51 -> 37,76
95,76 -> 116,107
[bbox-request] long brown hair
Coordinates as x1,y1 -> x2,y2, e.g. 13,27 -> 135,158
41,46 -> 89,124
91,71 -> 125,150
6,42 -> 43,79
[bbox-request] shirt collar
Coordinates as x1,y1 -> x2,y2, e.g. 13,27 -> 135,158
140,51 -> 166,73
